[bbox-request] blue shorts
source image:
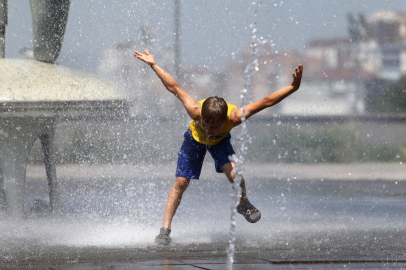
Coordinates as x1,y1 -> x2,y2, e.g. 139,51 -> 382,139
175,129 -> 235,180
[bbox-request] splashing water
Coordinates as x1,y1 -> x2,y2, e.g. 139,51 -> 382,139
226,2 -> 261,269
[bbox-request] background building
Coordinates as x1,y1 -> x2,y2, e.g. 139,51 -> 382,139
98,10 -> 406,117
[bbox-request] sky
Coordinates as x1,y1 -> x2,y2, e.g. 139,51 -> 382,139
5,0 -> 406,74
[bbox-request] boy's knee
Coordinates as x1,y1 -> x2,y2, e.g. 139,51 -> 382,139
174,177 -> 190,190
222,162 -> 236,180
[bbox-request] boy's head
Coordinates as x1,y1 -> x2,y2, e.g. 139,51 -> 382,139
201,96 -> 228,136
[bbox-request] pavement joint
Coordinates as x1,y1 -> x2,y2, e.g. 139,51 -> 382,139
159,256 -> 212,270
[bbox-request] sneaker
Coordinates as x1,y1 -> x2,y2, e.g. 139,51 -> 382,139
237,202 -> 261,223
155,227 -> 171,245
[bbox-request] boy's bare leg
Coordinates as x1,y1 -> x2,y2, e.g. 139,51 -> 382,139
222,162 -> 261,223
162,176 -> 190,229
221,162 -> 248,205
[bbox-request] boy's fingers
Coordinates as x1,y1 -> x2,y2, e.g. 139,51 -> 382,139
134,51 -> 143,57
145,49 -> 151,55
295,65 -> 303,77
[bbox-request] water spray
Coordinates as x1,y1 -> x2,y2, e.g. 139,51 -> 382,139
226,2 -> 261,269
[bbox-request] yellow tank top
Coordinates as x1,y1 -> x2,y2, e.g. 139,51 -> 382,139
189,99 -> 238,146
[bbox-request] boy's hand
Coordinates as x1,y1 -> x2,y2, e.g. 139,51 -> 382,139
133,50 -> 156,66
291,64 -> 303,91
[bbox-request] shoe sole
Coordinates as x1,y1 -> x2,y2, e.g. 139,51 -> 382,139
237,208 -> 261,223
155,237 -> 171,245
246,212 -> 261,223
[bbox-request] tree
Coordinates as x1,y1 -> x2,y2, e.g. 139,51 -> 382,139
347,13 -> 369,43
366,75 -> 406,113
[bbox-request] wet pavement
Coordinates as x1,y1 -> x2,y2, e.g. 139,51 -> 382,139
3,249 -> 406,269
1,163 -> 406,269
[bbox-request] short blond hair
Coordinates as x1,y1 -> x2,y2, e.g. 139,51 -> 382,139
201,96 -> 228,123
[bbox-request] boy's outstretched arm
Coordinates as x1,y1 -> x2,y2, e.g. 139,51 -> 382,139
133,50 -> 200,120
230,64 -> 303,126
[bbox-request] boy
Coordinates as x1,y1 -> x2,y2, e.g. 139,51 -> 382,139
133,50 -> 303,245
